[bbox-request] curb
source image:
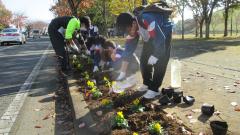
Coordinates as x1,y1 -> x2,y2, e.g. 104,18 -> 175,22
67,76 -> 98,135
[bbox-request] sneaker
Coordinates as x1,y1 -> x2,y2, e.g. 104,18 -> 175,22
143,90 -> 161,99
137,84 -> 148,92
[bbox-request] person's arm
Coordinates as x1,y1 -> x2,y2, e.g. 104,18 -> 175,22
121,35 -> 139,62
65,17 -> 81,40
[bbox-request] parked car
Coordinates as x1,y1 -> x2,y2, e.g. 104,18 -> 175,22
0,28 -> 26,45
32,29 -> 41,38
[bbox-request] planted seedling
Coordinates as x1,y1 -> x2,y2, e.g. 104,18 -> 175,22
101,98 -> 113,108
114,111 -> 128,128
83,71 -> 90,80
148,121 -> 163,135
87,80 -> 102,98
131,98 -> 145,113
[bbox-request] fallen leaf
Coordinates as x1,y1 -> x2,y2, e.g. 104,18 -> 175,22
190,119 -> 197,124
191,109 -> 201,113
235,80 -> 240,84
224,86 -> 230,90
79,122 -> 85,128
231,102 -> 238,107
42,115 -> 50,120
209,88 -> 213,90
227,90 -> 236,93
199,132 -> 206,135
210,77 -> 216,79
233,84 -> 238,87
34,125 -> 42,128
235,106 -> 240,112
96,111 -> 103,116
34,109 -> 41,111
214,111 -> 221,115
185,113 -> 193,119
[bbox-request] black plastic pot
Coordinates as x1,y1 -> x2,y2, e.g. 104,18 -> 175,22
159,95 -> 170,105
210,121 -> 228,135
183,96 -> 195,105
201,103 -> 215,116
161,88 -> 174,98
172,89 -> 183,104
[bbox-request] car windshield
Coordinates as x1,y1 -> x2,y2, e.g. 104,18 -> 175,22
2,29 -> 18,33
33,30 -> 39,33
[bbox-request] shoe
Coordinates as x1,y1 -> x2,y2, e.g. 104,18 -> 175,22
143,90 -> 161,99
137,84 -> 148,92
116,72 -> 126,81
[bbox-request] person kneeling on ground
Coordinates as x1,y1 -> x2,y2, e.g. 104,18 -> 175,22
100,40 -> 140,80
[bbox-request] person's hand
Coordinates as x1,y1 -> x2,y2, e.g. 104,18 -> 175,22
147,55 -> 158,65
93,66 -> 99,72
85,50 -> 91,55
65,39 -> 73,46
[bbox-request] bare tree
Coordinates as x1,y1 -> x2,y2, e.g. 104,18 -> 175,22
187,0 -> 204,38
200,0 -> 220,38
172,0 -> 187,40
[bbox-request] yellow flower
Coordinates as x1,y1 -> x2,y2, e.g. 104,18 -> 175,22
133,99 -> 140,105
153,123 -> 162,133
101,99 -> 111,105
117,111 -> 124,119
133,132 -> 139,135
103,77 -> 108,81
87,80 -> 94,88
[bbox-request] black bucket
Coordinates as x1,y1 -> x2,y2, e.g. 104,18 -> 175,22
183,96 -> 195,105
201,103 -> 215,116
161,88 -> 174,98
159,95 -> 170,105
210,121 -> 228,135
172,89 -> 183,104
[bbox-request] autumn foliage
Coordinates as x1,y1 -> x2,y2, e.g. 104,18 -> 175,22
50,0 -> 94,17
0,0 -> 12,29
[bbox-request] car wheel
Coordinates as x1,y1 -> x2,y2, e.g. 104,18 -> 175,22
0,42 -> 4,46
19,41 -> 23,45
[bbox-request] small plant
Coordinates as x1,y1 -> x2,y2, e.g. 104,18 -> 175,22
101,98 -> 113,108
131,98 -> 145,112
83,71 -> 90,80
148,121 -> 163,135
132,132 -> 139,135
103,77 -> 112,88
114,111 -> 128,128
87,80 -> 102,98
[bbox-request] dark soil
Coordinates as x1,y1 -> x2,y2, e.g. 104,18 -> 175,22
70,55 -> 192,135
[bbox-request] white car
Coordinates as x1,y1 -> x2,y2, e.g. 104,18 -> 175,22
32,29 -> 41,38
0,28 -> 26,45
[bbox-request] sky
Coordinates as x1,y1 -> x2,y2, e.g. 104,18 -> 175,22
2,0 -> 193,23
2,0 -> 55,22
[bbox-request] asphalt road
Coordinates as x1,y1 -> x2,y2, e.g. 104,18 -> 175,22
0,37 -> 58,135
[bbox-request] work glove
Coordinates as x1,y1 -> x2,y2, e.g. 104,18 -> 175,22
93,66 -> 99,72
85,50 -> 91,55
116,72 -> 126,81
147,55 -> 158,65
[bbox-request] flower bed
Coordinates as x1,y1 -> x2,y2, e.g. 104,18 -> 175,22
70,55 -> 192,135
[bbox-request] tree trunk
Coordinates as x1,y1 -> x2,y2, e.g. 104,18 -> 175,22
224,0 -> 229,37
103,0 -> 107,36
199,19 -> 204,38
205,18 -> 210,38
67,0 -> 77,16
230,8 -> 233,36
181,11 -> 184,40
195,19 -> 199,37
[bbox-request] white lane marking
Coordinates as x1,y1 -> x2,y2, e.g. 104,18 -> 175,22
0,44 -> 50,134
0,46 -> 17,51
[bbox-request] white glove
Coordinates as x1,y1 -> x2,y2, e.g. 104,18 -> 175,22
116,72 -> 126,81
147,55 -> 158,65
93,66 -> 99,72
85,50 -> 91,55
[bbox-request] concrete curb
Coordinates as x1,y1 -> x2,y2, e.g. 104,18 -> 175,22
67,77 -> 98,135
